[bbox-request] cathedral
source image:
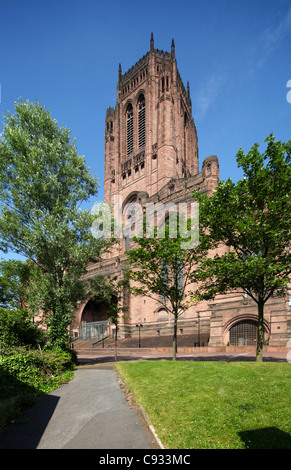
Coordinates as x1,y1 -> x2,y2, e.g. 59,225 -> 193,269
72,35 -> 290,350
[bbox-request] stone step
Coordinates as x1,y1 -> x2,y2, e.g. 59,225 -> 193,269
73,334 -> 208,350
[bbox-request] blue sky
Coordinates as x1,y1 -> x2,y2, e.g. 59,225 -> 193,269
0,0 -> 291,205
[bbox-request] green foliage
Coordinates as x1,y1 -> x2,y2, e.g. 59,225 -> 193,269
0,307 -> 46,348
0,346 -> 75,400
0,395 -> 36,428
193,134 -> 291,361
102,276 -> 128,327
0,345 -> 75,427
0,258 -> 31,309
0,99 -> 110,349
125,219 -> 203,360
194,134 -> 291,301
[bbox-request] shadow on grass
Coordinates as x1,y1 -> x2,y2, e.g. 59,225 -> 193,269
0,394 -> 60,449
1,367 -> 38,401
0,368 -> 60,449
77,354 -> 287,366
239,427 -> 291,449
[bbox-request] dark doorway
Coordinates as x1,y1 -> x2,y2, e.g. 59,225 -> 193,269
229,320 -> 259,346
81,298 -> 110,323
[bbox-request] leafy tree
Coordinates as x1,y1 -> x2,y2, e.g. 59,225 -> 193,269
193,134 -> 291,361
125,217 -> 202,361
0,258 -> 31,309
100,275 -> 129,361
0,259 -> 46,348
0,99 -> 110,349
0,307 -> 46,348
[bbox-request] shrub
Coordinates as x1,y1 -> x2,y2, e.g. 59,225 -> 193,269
0,346 -> 75,399
0,346 -> 75,428
0,307 -> 46,348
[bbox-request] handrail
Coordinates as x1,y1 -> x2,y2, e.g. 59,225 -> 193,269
91,335 -> 110,348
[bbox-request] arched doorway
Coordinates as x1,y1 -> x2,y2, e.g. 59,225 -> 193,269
80,297 -> 111,340
81,298 -> 110,323
229,320 -> 257,346
224,315 -> 270,347
228,319 -> 269,346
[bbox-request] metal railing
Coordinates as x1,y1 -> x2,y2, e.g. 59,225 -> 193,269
79,320 -> 108,340
91,335 -> 110,348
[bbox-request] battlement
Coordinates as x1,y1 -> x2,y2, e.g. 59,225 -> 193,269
104,34 -> 199,205
119,52 -> 150,85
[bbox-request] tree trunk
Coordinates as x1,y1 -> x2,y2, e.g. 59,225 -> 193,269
256,300 -> 264,362
173,314 -> 178,361
115,328 -> 118,362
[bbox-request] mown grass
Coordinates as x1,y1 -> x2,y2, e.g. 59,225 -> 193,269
116,361 -> 291,449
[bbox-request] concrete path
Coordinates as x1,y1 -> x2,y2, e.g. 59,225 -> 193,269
0,365 -> 156,449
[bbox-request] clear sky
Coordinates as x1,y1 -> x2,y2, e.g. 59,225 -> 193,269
0,0 -> 291,205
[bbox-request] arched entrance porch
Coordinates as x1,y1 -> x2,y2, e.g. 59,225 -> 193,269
79,295 -> 117,340
81,298 -> 110,323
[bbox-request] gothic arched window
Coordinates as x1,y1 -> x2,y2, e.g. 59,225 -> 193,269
184,112 -> 188,162
138,94 -> 145,149
126,104 -> 133,157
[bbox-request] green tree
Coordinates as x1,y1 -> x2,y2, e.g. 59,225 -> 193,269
125,217 -> 202,361
102,275 -> 129,361
0,258 -> 31,309
0,258 -> 46,348
0,307 -> 46,348
0,99 -> 109,349
193,134 -> 291,361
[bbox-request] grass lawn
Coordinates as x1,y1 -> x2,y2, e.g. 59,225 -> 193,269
115,361 -> 291,449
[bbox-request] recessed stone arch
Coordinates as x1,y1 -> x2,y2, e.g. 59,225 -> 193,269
137,93 -> 146,149
74,291 -> 119,339
122,191 -> 142,251
224,314 -> 270,346
155,307 -> 169,321
122,191 -> 139,211
122,98 -> 134,115
135,89 -> 146,106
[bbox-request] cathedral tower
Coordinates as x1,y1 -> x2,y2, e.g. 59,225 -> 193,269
104,34 -> 199,206
73,35 -> 289,350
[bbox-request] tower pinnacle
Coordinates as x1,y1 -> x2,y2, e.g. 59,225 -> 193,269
171,38 -> 175,58
150,32 -> 154,51
187,80 -> 190,98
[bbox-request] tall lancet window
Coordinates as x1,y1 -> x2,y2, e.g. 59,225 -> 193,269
138,94 -> 145,148
127,104 -> 133,157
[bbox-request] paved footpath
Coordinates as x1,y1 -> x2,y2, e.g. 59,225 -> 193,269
1,350 -> 288,449
0,365 -> 156,449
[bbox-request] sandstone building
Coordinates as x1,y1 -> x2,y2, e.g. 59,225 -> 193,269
73,35 -> 291,349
